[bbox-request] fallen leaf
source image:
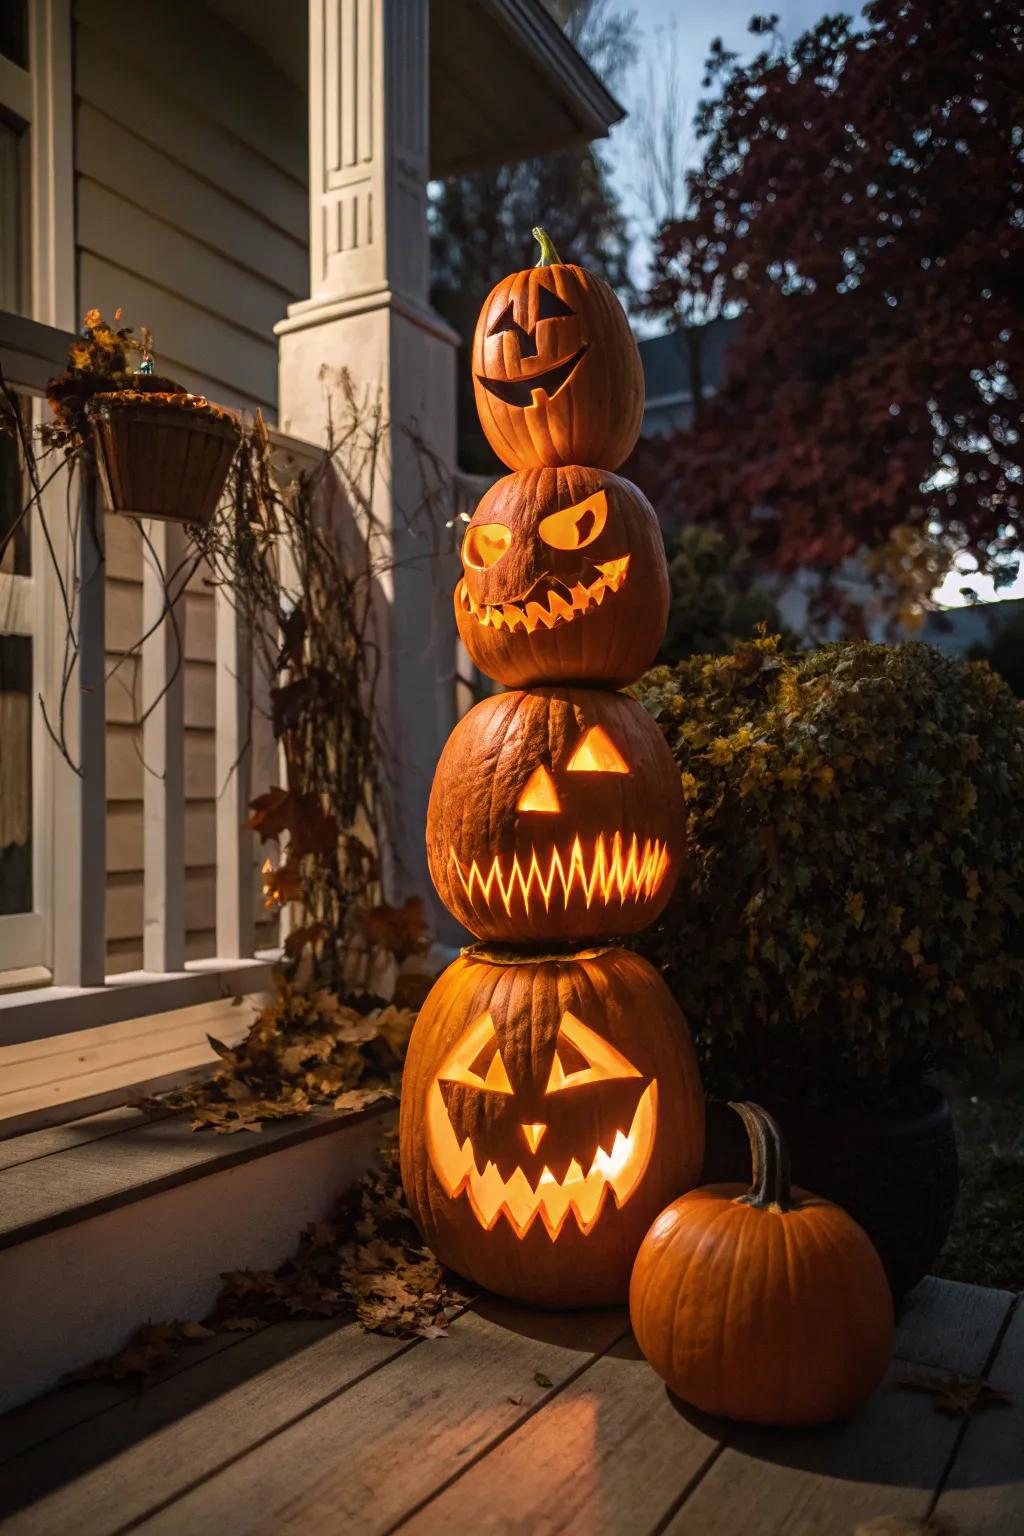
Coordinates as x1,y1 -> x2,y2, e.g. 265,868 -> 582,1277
221,1316 -> 262,1334
533,1370 -> 553,1389
179,1320 -> 216,1340
897,1371 -> 1013,1415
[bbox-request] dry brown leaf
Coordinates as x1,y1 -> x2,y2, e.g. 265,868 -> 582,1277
533,1370 -> 554,1389
897,1370 -> 1014,1415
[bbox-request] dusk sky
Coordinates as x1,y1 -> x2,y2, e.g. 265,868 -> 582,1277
605,0 -> 1017,606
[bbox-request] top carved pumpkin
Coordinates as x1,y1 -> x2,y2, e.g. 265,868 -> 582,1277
472,229 -> 645,472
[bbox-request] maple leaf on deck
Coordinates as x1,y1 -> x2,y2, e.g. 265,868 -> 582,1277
897,1370 -> 1013,1415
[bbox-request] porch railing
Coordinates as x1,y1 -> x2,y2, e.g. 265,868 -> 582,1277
0,312 -> 278,1048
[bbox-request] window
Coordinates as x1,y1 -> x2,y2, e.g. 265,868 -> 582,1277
1,5 -> 46,977
0,114 -> 27,314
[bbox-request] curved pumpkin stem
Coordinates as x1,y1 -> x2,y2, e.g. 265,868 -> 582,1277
728,1101 -> 793,1213
532,227 -> 563,267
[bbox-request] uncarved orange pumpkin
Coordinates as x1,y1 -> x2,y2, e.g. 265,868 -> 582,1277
456,465 -> 668,689
629,1101 -> 894,1426
400,946 -> 705,1308
427,686 -> 686,943
472,228 -> 644,472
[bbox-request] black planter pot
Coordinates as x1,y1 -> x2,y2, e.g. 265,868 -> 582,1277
702,1088 -> 959,1302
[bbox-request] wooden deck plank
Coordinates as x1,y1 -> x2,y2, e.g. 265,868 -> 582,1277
129,1304 -> 628,1536
933,1297 -> 1023,1536
893,1276 -> 1017,1374
0,1325 -> 269,1468
661,1282 -> 1017,1536
399,1333 -> 726,1536
0,1319 -> 408,1531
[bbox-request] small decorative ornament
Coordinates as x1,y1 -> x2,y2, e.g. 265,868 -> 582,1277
629,1101 -> 894,1425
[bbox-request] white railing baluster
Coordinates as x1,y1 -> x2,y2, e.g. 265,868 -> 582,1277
215,585 -> 255,958
141,518 -> 187,973
46,460 -> 107,986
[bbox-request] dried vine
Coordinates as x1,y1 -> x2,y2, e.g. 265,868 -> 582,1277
194,368 -> 450,988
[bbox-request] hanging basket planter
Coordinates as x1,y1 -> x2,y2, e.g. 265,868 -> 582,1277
87,390 -> 241,527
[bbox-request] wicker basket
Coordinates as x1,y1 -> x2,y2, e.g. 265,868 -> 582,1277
88,391 -> 241,526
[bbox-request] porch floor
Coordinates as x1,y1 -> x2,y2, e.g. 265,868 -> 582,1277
0,1275 -> 1019,1534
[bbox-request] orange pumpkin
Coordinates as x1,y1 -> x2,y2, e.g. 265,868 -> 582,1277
456,465 -> 667,689
630,1102 -> 894,1426
400,946 -> 705,1308
427,687 -> 686,943
472,228 -> 644,472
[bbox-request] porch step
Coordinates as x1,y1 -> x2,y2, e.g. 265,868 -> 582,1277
0,1098 -> 395,1413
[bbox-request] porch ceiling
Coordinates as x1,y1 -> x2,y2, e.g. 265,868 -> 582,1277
430,0 -> 625,176
208,0 -> 624,178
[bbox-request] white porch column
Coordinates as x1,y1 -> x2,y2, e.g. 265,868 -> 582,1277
276,0 -> 459,929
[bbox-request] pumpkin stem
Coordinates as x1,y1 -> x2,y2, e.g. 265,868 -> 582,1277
728,1101 -> 793,1213
532,227 -> 563,267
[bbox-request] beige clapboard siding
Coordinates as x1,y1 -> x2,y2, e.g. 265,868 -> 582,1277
78,251 -> 279,413
75,0 -> 308,187
106,802 -> 217,875
73,0 -> 303,966
104,658 -> 216,731
74,23 -> 307,241
78,182 -> 293,353
106,579 -> 216,664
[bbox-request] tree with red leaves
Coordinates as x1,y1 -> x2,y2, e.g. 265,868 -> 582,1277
638,1 -> 1022,628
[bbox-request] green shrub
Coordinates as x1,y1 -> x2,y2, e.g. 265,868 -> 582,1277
632,638 -> 1024,1108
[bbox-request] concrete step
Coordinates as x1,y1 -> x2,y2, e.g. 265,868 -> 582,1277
0,1098 -> 394,1412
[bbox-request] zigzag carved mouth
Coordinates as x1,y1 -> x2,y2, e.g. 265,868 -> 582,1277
426,1080 -> 657,1238
477,345 -> 588,408
447,833 -> 670,918
458,556 -> 629,634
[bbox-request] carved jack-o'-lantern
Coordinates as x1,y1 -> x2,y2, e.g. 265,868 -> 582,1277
427,687 -> 685,943
400,946 -> 704,1307
472,228 -> 644,472
456,466 -> 668,689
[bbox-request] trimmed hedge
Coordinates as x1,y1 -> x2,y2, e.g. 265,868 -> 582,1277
633,637 -> 1024,1108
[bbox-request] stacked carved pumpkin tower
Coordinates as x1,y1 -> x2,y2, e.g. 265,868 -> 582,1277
400,231 -> 704,1308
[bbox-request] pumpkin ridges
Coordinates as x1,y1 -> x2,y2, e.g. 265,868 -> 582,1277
629,1105 -> 894,1425
402,948 -> 704,1308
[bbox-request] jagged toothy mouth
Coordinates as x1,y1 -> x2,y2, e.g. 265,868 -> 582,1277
426,1080 -> 657,1239
458,556 -> 630,634
477,346 -> 588,408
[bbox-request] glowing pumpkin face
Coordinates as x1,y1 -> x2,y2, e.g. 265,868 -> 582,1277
471,234 -> 644,472
456,466 -> 668,689
399,947 -> 705,1307
426,686 -> 686,944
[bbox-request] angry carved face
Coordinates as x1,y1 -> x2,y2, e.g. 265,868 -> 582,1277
455,466 -> 668,689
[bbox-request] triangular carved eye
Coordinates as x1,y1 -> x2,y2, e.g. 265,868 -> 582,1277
545,1012 -> 642,1094
439,1011 -> 513,1094
536,284 -> 574,321
566,725 -> 629,774
517,764 -> 561,813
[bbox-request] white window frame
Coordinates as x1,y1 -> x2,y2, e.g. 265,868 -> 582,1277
0,1 -> 74,983
0,2 -> 275,1055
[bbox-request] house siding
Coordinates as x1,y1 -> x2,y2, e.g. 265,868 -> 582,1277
72,0 -> 306,970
